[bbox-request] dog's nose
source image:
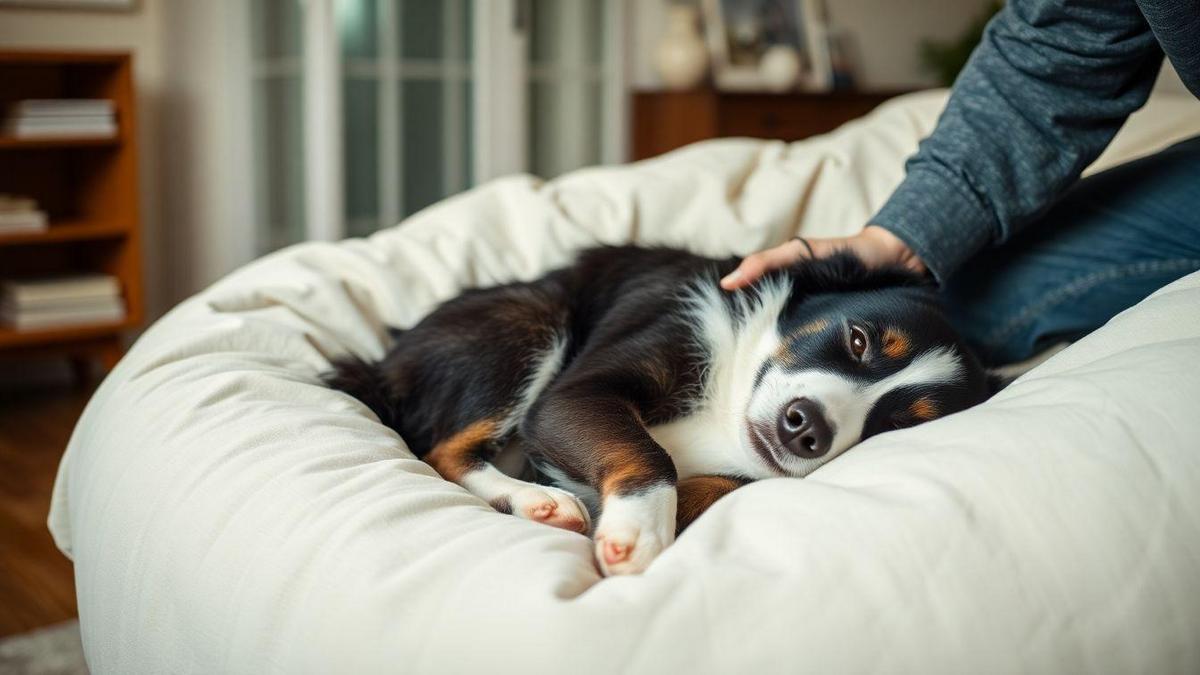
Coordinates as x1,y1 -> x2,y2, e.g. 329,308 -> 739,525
777,397 -> 832,459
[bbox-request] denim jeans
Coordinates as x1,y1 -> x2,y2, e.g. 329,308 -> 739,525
942,135 -> 1200,366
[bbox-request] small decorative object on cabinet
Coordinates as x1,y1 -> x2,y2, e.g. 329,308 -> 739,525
759,45 -> 803,92
0,50 -> 143,374
655,3 -> 710,91
631,88 -> 911,161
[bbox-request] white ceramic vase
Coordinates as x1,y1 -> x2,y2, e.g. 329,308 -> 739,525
655,5 -> 709,91
760,45 -> 803,92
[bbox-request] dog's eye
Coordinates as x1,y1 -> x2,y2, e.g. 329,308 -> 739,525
848,325 -> 868,361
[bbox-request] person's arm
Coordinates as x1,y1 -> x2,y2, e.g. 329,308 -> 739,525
873,0 -> 1163,283
722,0 -> 1163,290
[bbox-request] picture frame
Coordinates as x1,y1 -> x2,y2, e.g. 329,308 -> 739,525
701,0 -> 833,92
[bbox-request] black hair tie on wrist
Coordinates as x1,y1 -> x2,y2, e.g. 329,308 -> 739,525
793,236 -> 816,259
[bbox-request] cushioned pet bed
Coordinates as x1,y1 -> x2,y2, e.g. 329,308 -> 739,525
50,91 -> 1200,674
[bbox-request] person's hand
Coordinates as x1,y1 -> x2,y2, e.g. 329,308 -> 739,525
719,225 -> 926,291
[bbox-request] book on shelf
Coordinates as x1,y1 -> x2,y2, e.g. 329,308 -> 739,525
1,274 -> 121,307
0,194 -> 37,212
4,119 -> 117,138
0,194 -> 48,234
0,298 -> 125,330
4,98 -> 117,139
9,99 -> 115,118
0,210 -> 48,234
0,274 -> 125,330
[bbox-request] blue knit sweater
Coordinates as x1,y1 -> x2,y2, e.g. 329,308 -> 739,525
872,0 -> 1200,282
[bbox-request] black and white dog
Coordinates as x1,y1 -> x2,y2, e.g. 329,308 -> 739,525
327,246 -> 991,575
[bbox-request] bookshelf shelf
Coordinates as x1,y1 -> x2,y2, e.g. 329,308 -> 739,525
0,318 -> 136,350
0,49 -> 143,373
0,135 -> 120,150
0,220 -> 128,246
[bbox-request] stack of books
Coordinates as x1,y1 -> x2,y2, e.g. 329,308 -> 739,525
0,274 -> 125,331
0,194 -> 48,235
3,99 -> 117,139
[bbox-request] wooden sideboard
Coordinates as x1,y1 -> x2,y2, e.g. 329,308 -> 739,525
631,88 -> 912,160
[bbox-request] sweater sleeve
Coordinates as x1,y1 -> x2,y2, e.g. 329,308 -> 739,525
871,0 -> 1163,283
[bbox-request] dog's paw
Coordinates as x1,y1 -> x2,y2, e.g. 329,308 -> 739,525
510,485 -> 591,534
593,484 -> 676,576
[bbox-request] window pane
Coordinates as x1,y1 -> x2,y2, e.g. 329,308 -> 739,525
251,0 -> 477,248
251,0 -> 303,61
527,0 -> 609,179
343,78 -> 380,236
461,0 -> 473,62
462,78 -> 473,188
530,0 -> 605,67
584,80 -> 603,164
529,0 -> 562,66
339,0 -> 380,60
586,0 -> 605,65
399,0 -> 444,60
529,81 -> 561,178
253,76 -> 306,252
528,80 -> 601,179
401,80 -> 444,215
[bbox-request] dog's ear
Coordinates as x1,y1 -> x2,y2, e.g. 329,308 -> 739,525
986,371 -> 1013,395
778,251 -> 933,295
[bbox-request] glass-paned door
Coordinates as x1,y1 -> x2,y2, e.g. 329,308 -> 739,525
250,0 -> 307,253
339,0 -> 474,237
248,0 -> 624,254
528,0 -> 616,179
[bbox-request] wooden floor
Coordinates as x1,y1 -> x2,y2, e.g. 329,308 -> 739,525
0,383 -> 91,637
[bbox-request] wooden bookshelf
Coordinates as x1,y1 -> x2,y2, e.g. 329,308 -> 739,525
0,50 -> 143,372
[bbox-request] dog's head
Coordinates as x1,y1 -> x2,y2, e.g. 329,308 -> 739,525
737,253 -> 990,477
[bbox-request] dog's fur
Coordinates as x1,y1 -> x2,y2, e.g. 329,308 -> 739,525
326,246 -> 991,575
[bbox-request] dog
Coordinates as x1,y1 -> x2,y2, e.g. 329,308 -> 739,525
326,246 -> 992,575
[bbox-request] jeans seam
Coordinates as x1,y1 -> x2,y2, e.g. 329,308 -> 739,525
990,258 -> 1200,345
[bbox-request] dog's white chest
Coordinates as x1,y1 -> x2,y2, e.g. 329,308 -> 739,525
647,407 -> 746,479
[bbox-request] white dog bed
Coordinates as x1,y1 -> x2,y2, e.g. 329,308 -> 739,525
51,91 -> 1200,674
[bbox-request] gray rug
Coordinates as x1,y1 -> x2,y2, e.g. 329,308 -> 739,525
0,621 -> 87,675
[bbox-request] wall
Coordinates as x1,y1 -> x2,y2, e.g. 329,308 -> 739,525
632,0 -> 1190,94
157,0 -> 257,300
632,0 -> 998,90
0,1 -> 170,320
823,0 -> 997,89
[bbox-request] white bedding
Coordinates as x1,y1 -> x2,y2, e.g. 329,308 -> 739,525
51,90 -> 1200,674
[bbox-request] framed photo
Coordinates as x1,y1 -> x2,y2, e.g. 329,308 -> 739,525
701,0 -> 833,92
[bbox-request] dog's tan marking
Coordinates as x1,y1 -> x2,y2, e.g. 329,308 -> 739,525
424,418 -> 499,481
882,328 -> 911,359
773,341 -> 801,366
597,441 -> 663,497
794,318 -> 829,337
908,397 -> 939,421
774,319 -> 830,365
641,358 -> 673,393
675,475 -> 744,533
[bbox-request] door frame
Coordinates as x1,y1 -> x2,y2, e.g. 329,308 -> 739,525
472,0 -> 529,184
